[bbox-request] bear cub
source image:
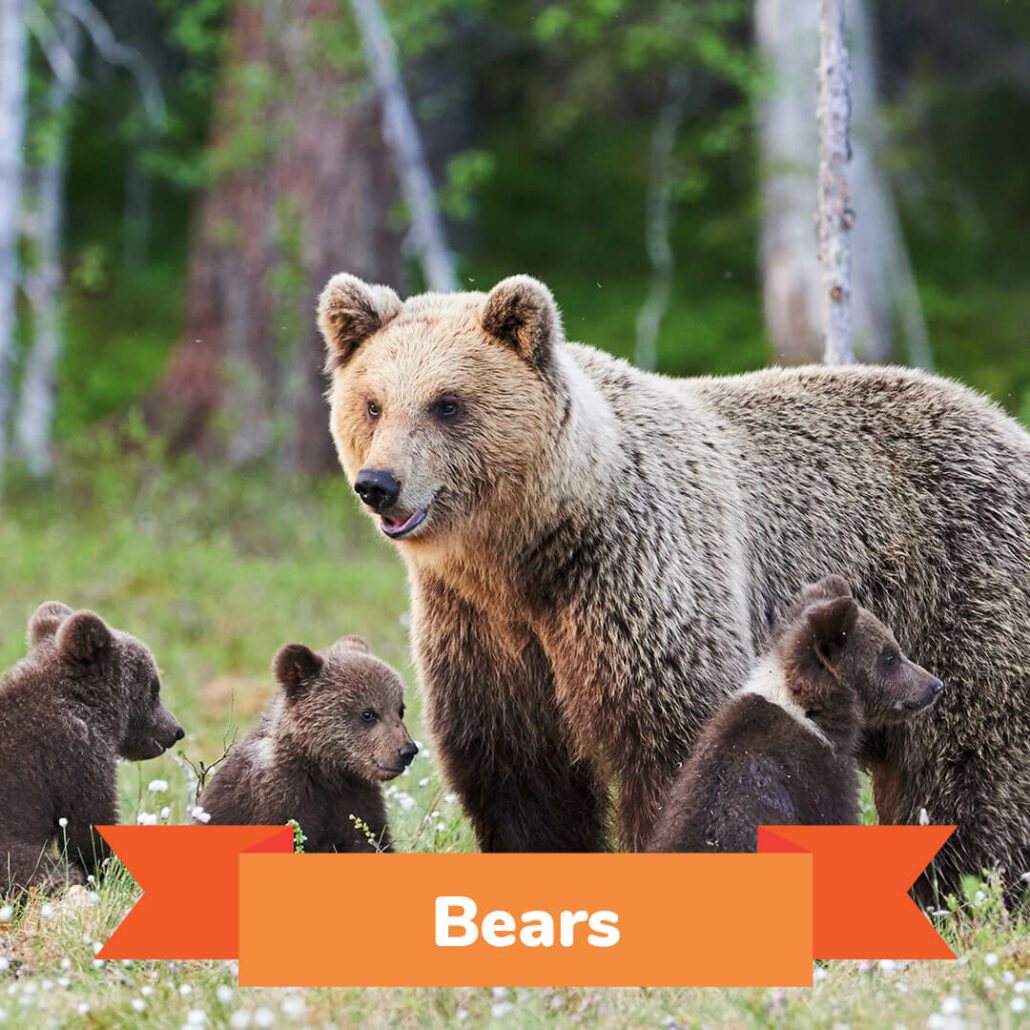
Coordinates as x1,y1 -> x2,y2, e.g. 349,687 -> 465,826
199,635 -> 417,852
648,576 -> 943,853
1,602 -> 184,894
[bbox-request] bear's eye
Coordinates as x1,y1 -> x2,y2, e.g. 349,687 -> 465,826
883,650 -> 898,667
399,704 -> 405,718
430,396 -> 461,420
367,400 -> 380,419
361,708 -> 377,723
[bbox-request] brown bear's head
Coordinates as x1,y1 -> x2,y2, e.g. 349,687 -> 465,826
776,577 -> 944,738
317,273 -> 568,550
272,635 -> 417,783
29,602 -> 185,761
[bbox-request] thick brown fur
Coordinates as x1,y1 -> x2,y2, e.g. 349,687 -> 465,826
648,577 -> 943,852
0,603 -> 183,895
199,636 -> 416,852
319,273 -> 1030,890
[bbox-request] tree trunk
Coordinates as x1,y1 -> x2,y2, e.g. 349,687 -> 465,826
16,0 -> 81,477
349,0 -> 455,293
0,0 -> 29,475
817,0 -> 854,365
147,0 -> 404,473
755,0 -> 928,366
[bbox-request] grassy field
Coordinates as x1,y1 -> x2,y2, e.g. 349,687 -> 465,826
1,448 -> 1028,1028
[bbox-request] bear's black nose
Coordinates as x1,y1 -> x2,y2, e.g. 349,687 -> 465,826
399,741 -> 419,766
354,468 -> 401,512
932,679 -> 944,694
174,725 -> 185,741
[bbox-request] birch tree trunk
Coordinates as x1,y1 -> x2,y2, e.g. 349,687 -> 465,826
635,72 -> 688,372
817,0 -> 855,365
756,0 -> 929,366
0,0 -> 29,475
16,1 -> 80,476
349,0 -> 455,293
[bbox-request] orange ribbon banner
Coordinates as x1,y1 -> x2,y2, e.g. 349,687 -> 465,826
97,824 -> 954,986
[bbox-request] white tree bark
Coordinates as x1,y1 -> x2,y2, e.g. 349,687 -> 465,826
16,0 -> 80,476
817,0 -> 855,365
635,72 -> 688,372
349,0 -> 456,293
756,0 -> 929,367
0,0 -> 29,477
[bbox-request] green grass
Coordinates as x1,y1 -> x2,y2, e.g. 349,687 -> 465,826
0,450 -> 1027,1028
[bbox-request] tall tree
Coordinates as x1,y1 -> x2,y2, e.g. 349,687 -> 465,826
817,0 -> 854,364
0,0 -> 29,477
147,0 -> 405,472
755,0 -> 928,365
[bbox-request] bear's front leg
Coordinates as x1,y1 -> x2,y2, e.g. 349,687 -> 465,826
415,587 -> 607,852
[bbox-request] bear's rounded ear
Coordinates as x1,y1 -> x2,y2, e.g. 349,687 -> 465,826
332,634 -> 370,654
273,643 -> 324,700
770,574 -> 854,642
806,597 -> 859,670
481,275 -> 562,374
56,611 -> 113,665
318,273 -> 402,371
28,601 -> 74,647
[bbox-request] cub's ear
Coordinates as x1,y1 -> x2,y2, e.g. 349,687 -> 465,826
273,643 -> 324,700
28,601 -> 74,647
806,597 -> 859,670
318,273 -> 402,370
332,634 -> 370,654
56,611 -> 113,664
481,275 -> 562,373
770,574 -> 854,642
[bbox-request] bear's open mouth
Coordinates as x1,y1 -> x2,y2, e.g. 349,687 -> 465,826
379,507 -> 428,539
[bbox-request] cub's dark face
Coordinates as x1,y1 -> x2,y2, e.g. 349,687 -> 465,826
787,586 -> 944,729
30,603 -> 185,760
275,636 -> 418,783
831,608 -> 944,725
117,634 -> 186,760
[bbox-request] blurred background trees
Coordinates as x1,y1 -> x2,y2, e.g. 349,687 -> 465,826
0,0 -> 1028,477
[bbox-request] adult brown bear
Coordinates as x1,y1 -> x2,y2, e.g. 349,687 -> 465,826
318,272 -> 1030,890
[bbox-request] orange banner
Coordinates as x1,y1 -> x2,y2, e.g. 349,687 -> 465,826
97,825 -> 954,986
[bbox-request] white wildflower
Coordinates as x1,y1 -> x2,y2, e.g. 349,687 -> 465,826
984,977 -> 995,989
191,806 -> 212,824
137,811 -> 158,826
229,1013 -> 252,1029
40,904 -> 54,919
940,996 -> 962,1016
217,985 -> 234,1004
985,952 -> 999,967
254,1007 -> 275,1028
492,987 -> 509,1000
1004,971 -> 1016,985
0,908 -> 11,923
161,807 -> 172,821
456,1009 -> 469,1022
490,1002 -> 514,1018
92,959 -> 105,970
418,777 -> 431,788
141,986 -> 154,997
0,959 -> 8,973
186,1009 -> 207,1026
59,959 -> 71,971
878,959 -> 897,974
395,793 -> 416,812
179,984 -> 193,996
444,792 -> 459,805
132,999 -> 146,1013
1012,998 -> 1028,1013
58,818 -> 67,828
57,978 -> 70,989
148,780 -> 169,794
281,995 -> 305,1018
77,1003 -> 90,1015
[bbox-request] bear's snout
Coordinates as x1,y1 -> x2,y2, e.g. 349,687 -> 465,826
354,468 -> 401,512
399,740 -> 419,767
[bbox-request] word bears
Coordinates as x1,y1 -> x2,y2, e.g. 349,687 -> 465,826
435,896 -> 620,948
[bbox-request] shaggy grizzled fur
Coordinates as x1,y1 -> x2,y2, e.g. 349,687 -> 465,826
0,603 -> 184,895
319,272 -> 1030,891
200,636 -> 416,852
648,576 -> 943,852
